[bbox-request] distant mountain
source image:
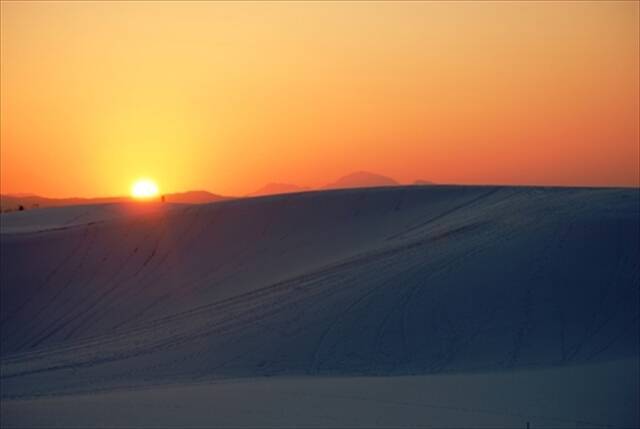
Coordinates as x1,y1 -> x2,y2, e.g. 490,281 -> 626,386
323,171 -> 399,190
248,183 -> 309,197
414,179 -> 435,185
163,190 -> 228,204
0,191 -> 229,212
0,195 -> 125,212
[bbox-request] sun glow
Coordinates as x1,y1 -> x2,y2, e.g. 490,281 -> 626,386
131,179 -> 159,199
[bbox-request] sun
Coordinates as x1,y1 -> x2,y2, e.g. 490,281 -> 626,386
131,179 -> 159,200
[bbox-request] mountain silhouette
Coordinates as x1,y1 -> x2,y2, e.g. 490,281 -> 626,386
248,183 -> 309,197
323,171 -> 399,190
0,190 -> 229,212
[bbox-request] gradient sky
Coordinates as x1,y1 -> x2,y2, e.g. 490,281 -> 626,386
1,1 -> 638,197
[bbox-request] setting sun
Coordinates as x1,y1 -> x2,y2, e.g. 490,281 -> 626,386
131,179 -> 159,200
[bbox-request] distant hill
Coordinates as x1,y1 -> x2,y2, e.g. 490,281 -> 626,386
0,195 -> 125,212
323,171 -> 399,190
0,191 -> 229,212
248,183 -> 309,197
414,179 -> 435,185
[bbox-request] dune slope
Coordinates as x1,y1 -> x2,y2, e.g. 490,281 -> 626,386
0,186 -> 638,426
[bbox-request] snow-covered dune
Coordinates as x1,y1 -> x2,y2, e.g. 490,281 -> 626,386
1,186 -> 638,427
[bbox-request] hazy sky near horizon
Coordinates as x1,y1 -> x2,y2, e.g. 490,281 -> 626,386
1,1 -> 638,197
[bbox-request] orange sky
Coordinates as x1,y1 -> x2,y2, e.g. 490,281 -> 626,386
1,1 -> 638,197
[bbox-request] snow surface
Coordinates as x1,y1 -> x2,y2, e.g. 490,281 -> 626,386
1,185 -> 638,427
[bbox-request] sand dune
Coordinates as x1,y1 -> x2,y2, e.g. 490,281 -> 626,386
1,186 -> 638,427
0,203 -> 186,234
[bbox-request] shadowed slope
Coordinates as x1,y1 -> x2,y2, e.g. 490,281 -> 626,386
1,186 -> 638,398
